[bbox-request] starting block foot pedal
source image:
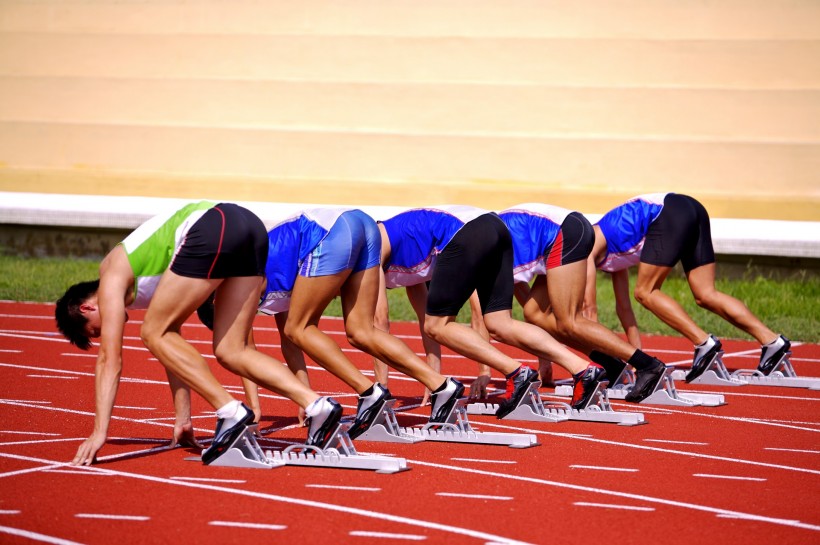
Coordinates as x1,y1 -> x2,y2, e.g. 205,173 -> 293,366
731,354 -> 820,390
608,369 -> 726,407
356,399 -> 427,443
199,422 -> 409,473
365,400 -> 539,448
550,387 -> 646,426
670,351 -> 747,387
467,382 -> 568,423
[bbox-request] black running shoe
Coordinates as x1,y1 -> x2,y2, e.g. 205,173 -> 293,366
348,383 -> 391,439
571,363 -> 608,410
625,359 -> 666,403
496,365 -> 539,419
201,403 -> 254,465
305,397 -> 343,449
428,378 -> 465,425
757,335 -> 791,376
685,335 -> 722,383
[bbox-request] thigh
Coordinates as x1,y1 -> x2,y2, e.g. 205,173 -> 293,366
211,276 -> 266,349
545,260 -> 587,321
144,270 -> 221,332
289,272 -> 348,328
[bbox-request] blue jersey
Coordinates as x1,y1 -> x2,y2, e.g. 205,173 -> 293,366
595,193 -> 668,272
381,205 -> 487,288
259,207 -> 353,314
498,203 -> 573,284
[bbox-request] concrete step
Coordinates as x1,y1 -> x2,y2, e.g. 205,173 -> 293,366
2,0 -> 818,40
1,77 -> 818,141
1,33 -> 817,89
1,121 -> 817,218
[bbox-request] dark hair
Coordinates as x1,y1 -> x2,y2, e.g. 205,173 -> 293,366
55,279 -> 100,350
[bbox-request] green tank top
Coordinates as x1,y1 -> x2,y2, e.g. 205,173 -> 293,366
120,201 -> 216,309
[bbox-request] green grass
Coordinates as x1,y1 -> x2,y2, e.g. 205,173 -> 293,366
3,254 -> 817,343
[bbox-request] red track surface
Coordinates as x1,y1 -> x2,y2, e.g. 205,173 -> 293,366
1,301 -> 818,545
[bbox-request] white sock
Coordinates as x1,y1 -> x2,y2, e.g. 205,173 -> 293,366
764,336 -> 784,348
216,400 -> 246,426
305,397 -> 326,418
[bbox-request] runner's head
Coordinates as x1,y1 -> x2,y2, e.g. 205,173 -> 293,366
55,280 -> 100,350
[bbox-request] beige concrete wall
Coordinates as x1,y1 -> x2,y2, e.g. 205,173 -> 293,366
0,0 -> 818,219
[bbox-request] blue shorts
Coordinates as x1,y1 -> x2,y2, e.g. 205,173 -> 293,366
299,209 -> 381,277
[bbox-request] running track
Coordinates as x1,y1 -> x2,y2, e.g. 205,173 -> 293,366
1,301 -> 818,545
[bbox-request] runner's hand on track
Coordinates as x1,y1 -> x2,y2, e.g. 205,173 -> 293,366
420,388 -> 431,407
72,432 -> 106,466
171,421 -> 202,449
469,375 -> 491,400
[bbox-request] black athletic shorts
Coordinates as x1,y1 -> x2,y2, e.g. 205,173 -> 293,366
641,193 -> 715,272
171,203 -> 268,279
546,211 -> 595,269
426,213 -> 514,317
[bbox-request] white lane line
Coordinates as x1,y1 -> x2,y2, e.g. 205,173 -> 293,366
436,492 -> 513,501
570,465 -> 639,472
574,502 -> 655,512
765,447 -> 820,454
170,477 -> 247,484
75,513 -> 150,521
44,469 -> 110,476
0,399 -> 52,405
451,458 -> 517,464
0,438 -> 87,448
305,484 -> 381,492
0,524 -> 84,545
643,439 -> 709,446
113,406 -> 156,411
406,459 -> 820,532
693,474 -> 767,482
349,530 -> 426,540
26,375 -> 78,380
209,521 -> 286,530
0,451 -> 536,545
0,430 -> 60,436
0,510 -> 21,515
0,349 -> 21,353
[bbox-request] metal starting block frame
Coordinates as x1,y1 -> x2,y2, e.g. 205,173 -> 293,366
605,367 -> 726,407
357,399 -> 540,449
473,382 -> 646,427
670,350 -> 820,391
205,423 -> 409,473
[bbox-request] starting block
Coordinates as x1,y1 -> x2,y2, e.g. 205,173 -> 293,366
606,367 -> 726,407
476,382 -> 646,426
202,423 -> 409,474
670,349 -> 820,391
357,399 -> 540,449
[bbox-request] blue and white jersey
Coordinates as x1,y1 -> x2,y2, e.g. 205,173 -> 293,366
595,193 -> 668,272
498,203 -> 573,284
381,205 -> 488,288
259,207 -> 353,314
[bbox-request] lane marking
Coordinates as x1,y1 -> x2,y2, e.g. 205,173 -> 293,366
0,524 -> 84,545
0,451 -> 536,545
305,484 -> 381,492
765,447 -> 820,454
44,469 -> 111,476
26,375 -> 78,380
170,476 -> 247,484
574,502 -> 655,512
451,458 -> 517,464
643,439 -> 709,446
75,513 -> 150,521
693,474 -> 767,482
570,465 -> 639,472
406,459 -> 820,532
0,349 -> 21,353
0,399 -> 51,405
349,531 -> 426,540
114,406 -> 156,411
0,430 -> 60,436
0,510 -> 21,515
209,521 -> 286,530
436,492 -> 513,501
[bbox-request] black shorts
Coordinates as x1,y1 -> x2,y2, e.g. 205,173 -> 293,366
546,211 -> 595,269
171,203 -> 268,279
426,213 -> 514,317
641,194 -> 715,272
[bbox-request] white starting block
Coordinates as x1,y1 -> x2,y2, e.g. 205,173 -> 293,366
357,398 -> 540,449
477,382 -> 646,426
202,423 -> 409,474
670,350 -> 820,391
606,367 -> 726,407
